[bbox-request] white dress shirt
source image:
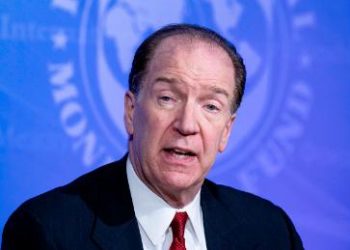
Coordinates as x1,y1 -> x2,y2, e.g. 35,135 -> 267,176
126,158 -> 207,250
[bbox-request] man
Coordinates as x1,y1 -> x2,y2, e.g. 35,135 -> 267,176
2,24 -> 303,250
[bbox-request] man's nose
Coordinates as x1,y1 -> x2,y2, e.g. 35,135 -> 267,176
173,103 -> 200,136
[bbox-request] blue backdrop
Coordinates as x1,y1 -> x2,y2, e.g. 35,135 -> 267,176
1,1 -> 349,249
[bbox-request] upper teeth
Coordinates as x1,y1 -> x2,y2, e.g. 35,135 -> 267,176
172,149 -> 192,155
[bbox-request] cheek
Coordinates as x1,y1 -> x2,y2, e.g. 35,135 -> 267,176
202,122 -> 229,153
135,107 -> 170,146
200,132 -> 220,164
132,107 -> 152,149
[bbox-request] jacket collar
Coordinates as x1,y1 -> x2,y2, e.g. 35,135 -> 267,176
88,155 -> 252,250
87,155 -> 144,250
201,180 -> 250,250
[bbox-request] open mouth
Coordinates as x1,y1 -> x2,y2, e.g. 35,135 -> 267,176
163,147 -> 196,157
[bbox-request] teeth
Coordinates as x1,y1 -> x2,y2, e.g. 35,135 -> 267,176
174,149 -> 186,154
166,148 -> 195,156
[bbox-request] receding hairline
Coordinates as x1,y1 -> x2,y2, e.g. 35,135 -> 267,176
152,34 -> 234,59
140,34 -> 237,111
128,23 -> 246,113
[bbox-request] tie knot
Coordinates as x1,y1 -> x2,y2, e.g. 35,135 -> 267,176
171,212 -> 188,242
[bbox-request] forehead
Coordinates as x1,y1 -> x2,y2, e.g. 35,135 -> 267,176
151,35 -> 233,68
146,35 -> 235,90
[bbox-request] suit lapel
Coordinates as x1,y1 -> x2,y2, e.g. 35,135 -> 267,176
84,157 -> 257,249
201,181 -> 248,250
84,156 -> 143,250
93,217 -> 142,250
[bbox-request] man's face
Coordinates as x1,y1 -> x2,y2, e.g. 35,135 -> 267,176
125,36 -> 236,203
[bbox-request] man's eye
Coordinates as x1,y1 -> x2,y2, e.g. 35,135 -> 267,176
205,104 -> 220,112
158,96 -> 175,107
159,96 -> 172,102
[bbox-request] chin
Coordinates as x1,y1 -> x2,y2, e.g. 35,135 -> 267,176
162,175 -> 200,192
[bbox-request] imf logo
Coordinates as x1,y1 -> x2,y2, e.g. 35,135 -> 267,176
49,0 -> 314,190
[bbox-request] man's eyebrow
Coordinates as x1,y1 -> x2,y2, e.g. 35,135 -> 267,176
208,86 -> 230,98
154,76 -> 231,98
154,76 -> 178,84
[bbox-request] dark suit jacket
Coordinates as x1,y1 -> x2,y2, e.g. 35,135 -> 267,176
2,156 -> 303,250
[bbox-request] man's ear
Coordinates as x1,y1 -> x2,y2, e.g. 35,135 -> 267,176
124,91 -> 136,136
218,114 -> 236,152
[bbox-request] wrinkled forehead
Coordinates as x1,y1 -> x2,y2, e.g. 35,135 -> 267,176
134,33 -> 239,113
143,35 -> 236,107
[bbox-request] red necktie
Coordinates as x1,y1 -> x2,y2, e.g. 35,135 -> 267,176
170,212 -> 188,250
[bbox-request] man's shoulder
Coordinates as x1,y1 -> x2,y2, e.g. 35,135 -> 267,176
2,157 -> 133,249
202,180 -> 304,249
6,157 -> 128,227
203,179 -> 278,210
202,179 -> 294,230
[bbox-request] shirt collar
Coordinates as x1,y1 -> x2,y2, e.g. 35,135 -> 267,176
126,157 -> 203,246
